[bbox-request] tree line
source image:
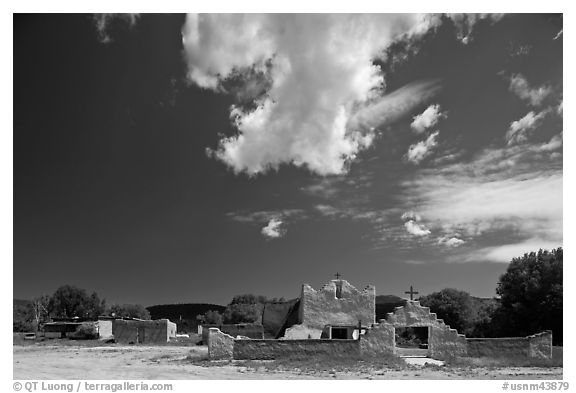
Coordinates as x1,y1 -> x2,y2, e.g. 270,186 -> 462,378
419,248 -> 562,344
13,285 -> 151,332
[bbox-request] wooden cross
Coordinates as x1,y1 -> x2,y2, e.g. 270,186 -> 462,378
335,272 -> 342,280
405,285 -> 419,300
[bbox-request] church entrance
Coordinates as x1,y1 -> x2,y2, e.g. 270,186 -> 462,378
394,326 -> 429,357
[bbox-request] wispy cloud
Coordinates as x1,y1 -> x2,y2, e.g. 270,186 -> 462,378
508,74 -> 552,107
410,104 -> 446,134
505,110 -> 548,145
447,13 -> 505,44
400,141 -> 562,257
92,14 -> 139,44
553,29 -> 563,40
227,209 -> 306,223
405,131 -> 440,164
348,79 -> 443,131
453,239 -> 561,263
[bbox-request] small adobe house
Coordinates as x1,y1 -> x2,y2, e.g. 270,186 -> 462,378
207,279 -> 552,360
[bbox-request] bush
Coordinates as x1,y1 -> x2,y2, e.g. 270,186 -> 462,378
69,323 -> 98,340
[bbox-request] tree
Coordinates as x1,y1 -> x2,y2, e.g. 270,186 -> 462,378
223,303 -> 262,324
494,248 -> 562,344
419,288 -> 476,335
48,285 -> 106,320
220,294 -> 267,324
32,295 -> 51,331
197,310 -> 224,325
13,301 -> 34,332
109,304 -> 151,320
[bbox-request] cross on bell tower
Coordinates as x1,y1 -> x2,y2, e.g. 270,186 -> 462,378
404,285 -> 419,301
334,272 -> 343,298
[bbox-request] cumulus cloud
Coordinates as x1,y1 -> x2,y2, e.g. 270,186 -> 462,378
410,104 -> 446,134
401,211 -> 431,237
437,236 -> 465,247
92,14 -> 139,43
261,218 -> 286,239
509,74 -> 552,107
405,131 -> 440,164
505,110 -> 548,145
182,14 -> 440,176
404,220 -> 431,237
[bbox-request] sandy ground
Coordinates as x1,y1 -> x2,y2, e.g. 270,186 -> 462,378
13,344 -> 563,380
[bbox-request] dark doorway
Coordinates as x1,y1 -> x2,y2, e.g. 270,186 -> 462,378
394,326 -> 429,349
331,327 -> 348,339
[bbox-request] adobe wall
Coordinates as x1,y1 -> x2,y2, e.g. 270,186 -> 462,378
360,322 -> 395,355
282,324 -> 322,339
528,331 -> 553,359
112,319 -> 175,344
207,328 -> 235,359
233,339 -> 360,360
299,280 -> 375,330
96,320 -> 113,339
361,301 -> 467,358
202,324 -> 264,343
167,320 -> 177,340
466,331 -> 552,359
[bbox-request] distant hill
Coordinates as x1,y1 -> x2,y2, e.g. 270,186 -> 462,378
14,299 -> 32,308
146,303 -> 226,333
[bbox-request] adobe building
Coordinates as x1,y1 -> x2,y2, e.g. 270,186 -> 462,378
207,279 -> 553,361
279,279 -> 375,340
111,318 -> 177,344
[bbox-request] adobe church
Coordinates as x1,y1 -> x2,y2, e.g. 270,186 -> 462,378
207,278 -> 552,361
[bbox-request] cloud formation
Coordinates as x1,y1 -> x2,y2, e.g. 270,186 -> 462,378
182,14 -> 439,175
92,14 -> 139,43
405,131 -> 440,164
410,104 -> 445,134
261,218 -> 286,239
437,236 -> 465,247
505,110 -> 548,145
401,141 -> 562,260
447,13 -> 505,44
404,220 -> 431,237
509,74 -> 552,107
401,211 -> 431,237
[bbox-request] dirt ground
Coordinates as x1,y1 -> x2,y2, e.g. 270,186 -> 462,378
13,344 -> 563,380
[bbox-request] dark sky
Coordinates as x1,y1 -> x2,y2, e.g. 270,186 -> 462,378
14,14 -> 563,306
